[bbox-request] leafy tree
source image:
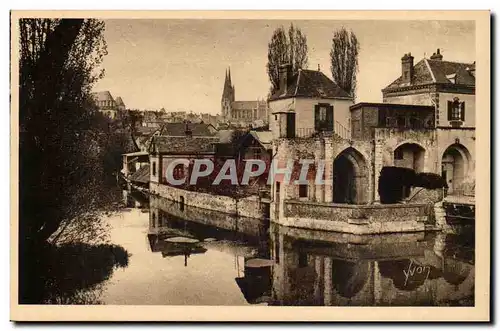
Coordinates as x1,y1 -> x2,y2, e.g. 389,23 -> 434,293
19,18 -> 118,247
329,27 -> 360,100
266,24 -> 308,93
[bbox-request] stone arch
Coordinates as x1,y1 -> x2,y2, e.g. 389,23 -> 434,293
393,142 -> 426,172
441,144 -> 472,195
332,147 -> 369,204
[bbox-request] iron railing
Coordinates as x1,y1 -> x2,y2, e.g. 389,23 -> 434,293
294,121 -> 351,140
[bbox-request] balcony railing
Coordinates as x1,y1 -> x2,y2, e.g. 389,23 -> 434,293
294,121 -> 351,140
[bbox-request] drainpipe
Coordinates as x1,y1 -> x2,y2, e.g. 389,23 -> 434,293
371,138 -> 376,204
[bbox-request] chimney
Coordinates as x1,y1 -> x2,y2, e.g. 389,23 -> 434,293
430,48 -> 443,61
278,63 -> 292,95
401,52 -> 414,85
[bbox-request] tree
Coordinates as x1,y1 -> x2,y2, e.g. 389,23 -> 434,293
266,24 -> 308,93
19,18 -> 115,247
329,27 -> 360,100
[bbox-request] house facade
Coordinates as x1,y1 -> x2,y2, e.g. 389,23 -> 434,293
382,49 -> 475,194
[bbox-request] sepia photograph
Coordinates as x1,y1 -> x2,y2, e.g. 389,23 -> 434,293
10,10 -> 490,322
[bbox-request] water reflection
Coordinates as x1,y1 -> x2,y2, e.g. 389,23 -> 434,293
99,192 -> 474,306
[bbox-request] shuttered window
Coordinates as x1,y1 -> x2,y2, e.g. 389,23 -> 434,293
314,103 -> 334,131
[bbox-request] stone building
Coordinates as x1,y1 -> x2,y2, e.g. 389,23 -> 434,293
266,49 -> 475,233
221,67 -> 269,127
382,49 -> 475,194
92,90 -> 126,119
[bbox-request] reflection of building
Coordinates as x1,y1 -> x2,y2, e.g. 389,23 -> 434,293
269,223 -> 474,306
221,67 -> 269,127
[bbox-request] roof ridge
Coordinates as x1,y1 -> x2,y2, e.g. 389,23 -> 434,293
424,59 -> 436,83
294,70 -> 302,97
426,58 -> 474,65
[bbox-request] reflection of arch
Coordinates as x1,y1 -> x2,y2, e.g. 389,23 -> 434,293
378,259 -> 441,291
333,147 -> 368,204
331,260 -> 369,298
393,142 -> 426,172
441,144 -> 472,194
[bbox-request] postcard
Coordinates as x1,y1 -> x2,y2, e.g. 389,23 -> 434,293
10,10 -> 490,322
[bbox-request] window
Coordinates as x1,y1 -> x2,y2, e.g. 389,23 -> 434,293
394,149 -> 404,160
315,104 -> 333,131
152,161 -> 157,176
448,98 -> 465,121
275,114 -> 278,121
253,148 -> 262,160
396,116 -> 406,128
299,184 -> 308,198
319,106 -> 327,121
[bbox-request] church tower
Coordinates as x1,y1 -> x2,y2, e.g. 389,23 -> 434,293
221,67 -> 235,120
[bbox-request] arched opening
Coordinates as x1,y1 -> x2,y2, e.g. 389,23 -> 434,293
331,260 -> 369,299
441,144 -> 471,195
393,143 -> 425,172
333,148 -> 368,204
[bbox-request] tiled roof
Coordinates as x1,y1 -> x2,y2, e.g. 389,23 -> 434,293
130,164 -> 150,184
92,91 -> 114,102
160,123 -> 216,137
250,130 -> 272,148
269,69 -> 352,101
150,136 -> 218,154
115,96 -> 125,106
383,59 -> 475,91
426,59 -> 475,85
232,101 -> 259,110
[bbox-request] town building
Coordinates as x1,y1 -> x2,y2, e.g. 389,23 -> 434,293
91,90 -> 126,119
221,67 -> 270,127
144,49 -> 475,235
382,49 -> 475,195
267,49 -> 475,233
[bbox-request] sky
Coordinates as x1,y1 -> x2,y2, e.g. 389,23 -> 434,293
93,19 -> 475,113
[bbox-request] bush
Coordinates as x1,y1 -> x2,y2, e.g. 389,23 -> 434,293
378,167 -> 416,204
414,172 -> 448,189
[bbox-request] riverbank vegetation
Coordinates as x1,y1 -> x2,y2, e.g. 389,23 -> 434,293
18,19 -> 130,303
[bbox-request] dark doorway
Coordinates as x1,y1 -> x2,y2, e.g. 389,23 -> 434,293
332,148 -> 368,204
333,155 -> 355,203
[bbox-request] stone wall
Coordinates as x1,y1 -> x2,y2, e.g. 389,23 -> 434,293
150,195 -> 267,238
407,187 -> 444,204
278,200 -> 429,234
150,182 -> 266,219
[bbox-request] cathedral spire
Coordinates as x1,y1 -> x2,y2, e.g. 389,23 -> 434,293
222,67 -> 233,101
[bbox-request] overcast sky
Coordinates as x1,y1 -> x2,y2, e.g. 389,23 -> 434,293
93,19 -> 475,113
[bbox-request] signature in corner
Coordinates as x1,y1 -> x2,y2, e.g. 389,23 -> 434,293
403,259 -> 431,286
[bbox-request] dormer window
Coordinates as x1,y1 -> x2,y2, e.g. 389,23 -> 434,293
446,73 -> 457,84
447,97 -> 465,121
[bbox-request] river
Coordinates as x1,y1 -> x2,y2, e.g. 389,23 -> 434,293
61,190 -> 475,306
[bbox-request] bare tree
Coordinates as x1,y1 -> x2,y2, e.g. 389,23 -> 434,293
266,24 -> 308,93
329,27 -> 360,100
